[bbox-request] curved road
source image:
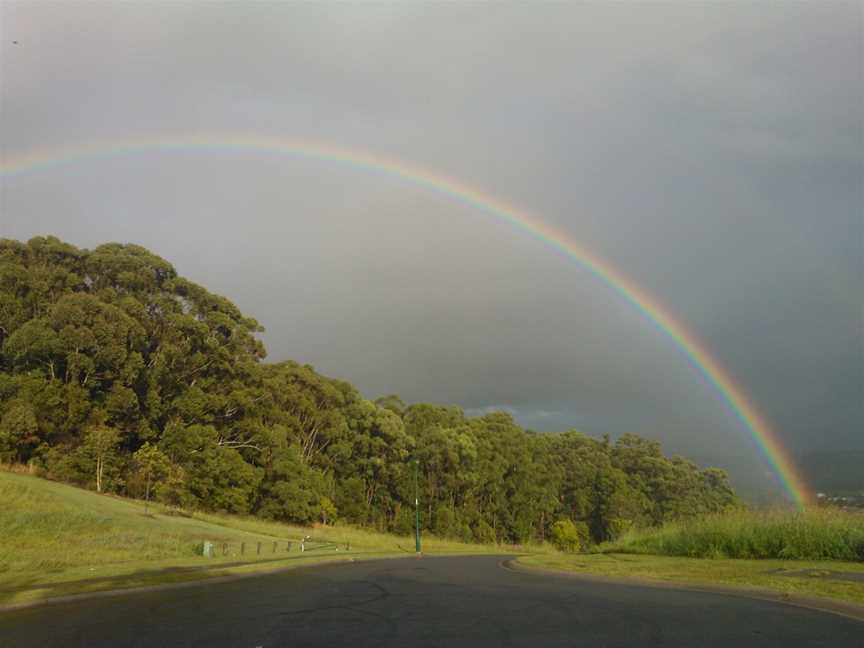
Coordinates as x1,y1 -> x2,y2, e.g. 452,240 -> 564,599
1,555 -> 861,647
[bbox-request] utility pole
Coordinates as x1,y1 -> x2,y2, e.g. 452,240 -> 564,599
413,459 -> 422,554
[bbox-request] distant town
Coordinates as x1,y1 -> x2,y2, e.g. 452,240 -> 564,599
817,492 -> 864,509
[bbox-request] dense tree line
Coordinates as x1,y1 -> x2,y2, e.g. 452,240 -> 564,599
0,237 -> 737,545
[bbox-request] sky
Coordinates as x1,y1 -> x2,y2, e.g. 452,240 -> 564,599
1,2 -> 861,496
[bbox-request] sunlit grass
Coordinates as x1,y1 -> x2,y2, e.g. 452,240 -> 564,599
519,509 -> 864,608
16,467 -> 859,611
598,508 -> 864,561
517,552 -> 864,606
0,470 -> 502,605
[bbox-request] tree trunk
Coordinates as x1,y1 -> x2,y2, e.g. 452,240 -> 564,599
96,457 -> 103,493
144,471 -> 151,514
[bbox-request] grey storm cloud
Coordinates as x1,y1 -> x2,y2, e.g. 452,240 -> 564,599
1,2 -> 861,494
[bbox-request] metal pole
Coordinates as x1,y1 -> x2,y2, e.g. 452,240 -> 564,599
414,459 -> 421,554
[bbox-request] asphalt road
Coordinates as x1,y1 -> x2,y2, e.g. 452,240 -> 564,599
2,555 -> 862,647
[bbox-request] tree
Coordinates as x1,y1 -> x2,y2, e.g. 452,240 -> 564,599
0,235 -> 743,542
184,446 -> 262,514
0,401 -> 38,462
550,519 -> 583,553
374,394 -> 406,418
132,442 -> 169,511
320,496 -> 337,525
154,462 -> 191,508
336,476 -> 368,523
255,445 -> 327,524
84,424 -> 120,493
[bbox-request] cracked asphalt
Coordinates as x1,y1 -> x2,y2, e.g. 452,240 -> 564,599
1,555 -> 862,647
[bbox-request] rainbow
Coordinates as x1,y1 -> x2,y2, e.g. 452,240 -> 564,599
0,134 -> 811,506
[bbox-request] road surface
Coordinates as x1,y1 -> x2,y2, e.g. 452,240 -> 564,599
1,555 -> 861,647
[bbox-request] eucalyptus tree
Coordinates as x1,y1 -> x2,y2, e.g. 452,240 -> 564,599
0,235 -> 740,538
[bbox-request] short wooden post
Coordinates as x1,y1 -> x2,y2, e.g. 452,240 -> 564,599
257,542 -> 261,555
273,541 -> 277,553
241,542 -> 245,555
223,543 -> 227,556
287,541 -> 292,552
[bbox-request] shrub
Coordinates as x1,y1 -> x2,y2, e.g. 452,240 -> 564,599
473,519 -> 497,544
434,507 -> 456,537
42,445 -> 90,486
550,519 -> 583,553
606,518 -> 633,541
319,496 -> 337,525
391,505 -> 416,536
154,464 -> 192,508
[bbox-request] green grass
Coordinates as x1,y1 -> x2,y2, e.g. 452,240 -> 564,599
517,508 -> 864,609
9,470 -> 861,612
0,471 -> 499,606
516,553 -> 864,607
598,509 -> 864,560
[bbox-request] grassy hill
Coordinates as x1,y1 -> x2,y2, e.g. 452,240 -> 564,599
6,468 -> 863,611
0,470 -> 498,606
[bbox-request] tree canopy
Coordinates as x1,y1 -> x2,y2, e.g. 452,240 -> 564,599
0,236 -> 738,544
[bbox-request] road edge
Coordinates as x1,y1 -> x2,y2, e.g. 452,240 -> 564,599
0,551 -> 499,613
0,553 -> 405,613
502,557 -> 864,623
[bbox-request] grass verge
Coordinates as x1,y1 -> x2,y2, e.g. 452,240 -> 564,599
1,552 -> 404,608
0,471 -> 499,607
516,552 -> 864,607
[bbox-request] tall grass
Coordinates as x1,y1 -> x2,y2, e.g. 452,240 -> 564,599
600,508 -> 864,561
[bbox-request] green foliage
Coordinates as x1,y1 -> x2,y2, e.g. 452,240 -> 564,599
256,446 -> 328,524
473,519 -> 497,544
337,476 -> 368,524
550,519 -> 583,553
186,447 -> 263,514
433,506 -> 472,541
41,445 -> 89,486
84,424 -> 121,493
154,462 -> 192,508
606,518 -> 634,541
374,394 -> 406,417
0,401 -> 38,461
0,470 -> 501,606
132,442 -> 170,502
0,236 -> 742,546
319,496 -> 337,525
601,508 -> 864,561
391,505 -> 416,536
